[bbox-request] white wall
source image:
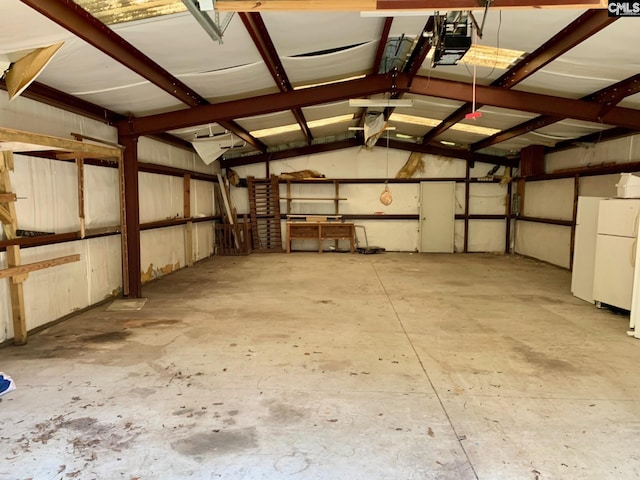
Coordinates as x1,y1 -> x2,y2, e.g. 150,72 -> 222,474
230,147 -> 510,253
514,134 -> 640,268
0,97 -> 218,342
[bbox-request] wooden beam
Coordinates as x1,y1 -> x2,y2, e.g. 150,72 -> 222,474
0,152 -> 18,240
0,127 -> 121,159
0,254 -> 81,280
184,174 -> 193,267
120,135 -> 141,298
76,157 -> 86,238
6,246 -> 26,345
0,193 -> 17,202
0,204 -> 12,225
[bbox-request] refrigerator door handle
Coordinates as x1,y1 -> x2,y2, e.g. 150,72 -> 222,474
632,239 -> 638,268
634,211 -> 640,237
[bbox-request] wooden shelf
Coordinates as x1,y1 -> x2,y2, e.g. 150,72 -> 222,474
284,197 -> 347,201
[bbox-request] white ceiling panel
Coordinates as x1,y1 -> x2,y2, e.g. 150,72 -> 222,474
0,0 -> 72,54
404,95 -> 465,120
262,12 -> 381,57
76,83 -> 185,116
235,111 -> 298,131
514,64 -> 621,99
284,41 -> 378,86
473,106 -> 539,129
619,92 -> 640,109
113,13 -> 263,74
302,101 -> 353,121
389,16 -> 431,37
535,119 -> 609,142
37,38 -> 153,94
310,121 -> 360,139
258,130 -> 307,148
180,62 -> 279,103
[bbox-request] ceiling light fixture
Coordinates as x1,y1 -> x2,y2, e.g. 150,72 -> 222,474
294,74 -> 366,90
349,99 -> 413,108
390,113 -> 500,136
348,126 -> 397,131
460,45 -> 526,69
250,114 -> 354,138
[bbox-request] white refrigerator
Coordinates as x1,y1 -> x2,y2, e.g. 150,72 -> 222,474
571,196 -> 605,303
593,198 -> 640,312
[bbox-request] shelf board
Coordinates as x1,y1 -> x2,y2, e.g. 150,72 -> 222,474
284,197 -> 347,201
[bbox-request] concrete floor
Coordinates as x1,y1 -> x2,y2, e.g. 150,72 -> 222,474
1,252 -> 640,480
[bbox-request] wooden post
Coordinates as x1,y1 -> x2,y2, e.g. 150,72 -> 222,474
569,174 -> 580,271
76,156 -> 86,238
184,174 -> 193,267
117,151 -> 129,296
1,152 -> 26,344
505,179 -> 513,254
463,161 -> 471,253
120,135 -> 141,298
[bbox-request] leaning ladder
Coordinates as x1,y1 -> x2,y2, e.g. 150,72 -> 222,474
247,175 -> 283,252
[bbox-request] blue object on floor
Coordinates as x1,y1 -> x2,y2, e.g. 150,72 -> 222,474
0,373 -> 15,397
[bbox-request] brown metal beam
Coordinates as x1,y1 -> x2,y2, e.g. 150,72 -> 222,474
381,139 -> 518,167
373,18 -> 394,74
472,74 -> 640,152
548,127 -> 636,153
421,10 -> 616,144
20,0 -> 266,153
239,12 -> 312,145
120,135 -> 142,298
215,0 -> 607,11
409,76 -> 640,131
377,0 -> 605,7
20,0 -> 205,108
494,10 -> 616,89
121,73 -> 402,136
222,138 -> 361,167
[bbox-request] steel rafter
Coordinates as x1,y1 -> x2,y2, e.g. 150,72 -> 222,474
376,0 -> 607,9
421,9 -> 616,144
357,17 -> 395,130
122,72 -> 640,137
549,127 -> 636,153
121,73 -> 403,136
409,76 -> 640,130
239,12 -> 313,144
21,0 -> 266,152
471,74 -> 640,152
221,136 -> 514,168
382,139 -> 517,167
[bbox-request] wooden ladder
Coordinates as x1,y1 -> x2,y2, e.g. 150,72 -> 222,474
247,175 -> 283,253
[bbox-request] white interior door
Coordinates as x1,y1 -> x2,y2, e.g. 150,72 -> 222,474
419,181 -> 455,253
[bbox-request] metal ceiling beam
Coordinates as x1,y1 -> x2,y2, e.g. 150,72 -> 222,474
409,76 -> 640,130
20,0 -> 205,108
222,139 -> 361,167
471,74 -> 640,151
382,139 -> 518,167
357,17 -> 395,130
120,73 -> 402,136
221,136 -> 514,168
421,9 -> 616,144
239,12 -> 312,145
494,10 -> 616,89
215,0 -> 607,11
20,0 -> 267,153
548,127 -> 636,153
123,72 -> 640,137
0,79 -> 195,151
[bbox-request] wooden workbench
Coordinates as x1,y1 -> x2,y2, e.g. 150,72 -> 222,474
286,221 -> 355,253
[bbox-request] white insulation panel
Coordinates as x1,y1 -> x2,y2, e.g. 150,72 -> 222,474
0,237 -> 123,342
522,178 -> 574,220
515,221 -> 571,269
140,226 -> 186,284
